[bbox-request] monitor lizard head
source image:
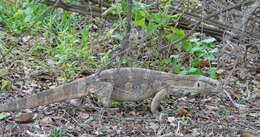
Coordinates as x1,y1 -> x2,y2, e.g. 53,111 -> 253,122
191,76 -> 221,97
164,75 -> 220,98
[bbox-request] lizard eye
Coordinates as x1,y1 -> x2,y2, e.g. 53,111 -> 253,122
195,82 -> 201,87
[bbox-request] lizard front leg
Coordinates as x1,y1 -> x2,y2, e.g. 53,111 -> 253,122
69,82 -> 113,108
151,88 -> 190,114
151,89 -> 168,114
94,82 -> 113,107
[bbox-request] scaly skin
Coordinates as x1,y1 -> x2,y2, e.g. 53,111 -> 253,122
0,68 -> 219,113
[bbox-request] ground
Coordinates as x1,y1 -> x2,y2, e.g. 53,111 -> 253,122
0,1 -> 260,136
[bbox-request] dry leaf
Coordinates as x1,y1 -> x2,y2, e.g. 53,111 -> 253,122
15,112 -> 35,123
40,117 -> 54,125
2,80 -> 8,87
168,116 -> 176,123
88,120 -> 97,127
57,76 -> 66,81
256,74 -> 260,81
178,108 -> 188,116
198,59 -> 209,67
79,112 -> 90,119
149,122 -> 159,132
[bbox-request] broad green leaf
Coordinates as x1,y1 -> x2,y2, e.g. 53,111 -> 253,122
153,49 -> 159,55
136,18 -> 145,26
133,62 -> 140,67
33,124 -> 40,129
203,53 -> 215,61
111,34 -> 124,40
170,55 -> 179,59
180,68 -> 189,74
208,68 -> 217,78
191,58 -> 199,67
172,28 -> 185,36
1,80 -> 10,90
134,10 -> 145,20
191,46 -> 203,53
13,10 -> 23,18
166,28 -> 185,43
147,23 -> 159,35
188,67 -> 200,75
189,38 -> 200,42
173,13 -> 182,19
115,56 -> 120,63
155,59 -> 161,64
123,58 -> 128,64
102,4 -> 119,16
202,37 -> 216,43
132,2 -> 148,11
173,64 -> 182,72
163,59 -> 171,64
191,46 -> 203,56
120,1 -> 127,12
0,113 -> 7,120
180,41 -> 192,51
181,67 -> 200,75
32,114 -> 38,120
210,48 -> 219,53
110,100 -> 120,105
202,42 -> 212,49
165,34 -> 174,42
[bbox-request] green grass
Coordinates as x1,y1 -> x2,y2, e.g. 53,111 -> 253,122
0,0 -> 103,79
0,0 -> 219,80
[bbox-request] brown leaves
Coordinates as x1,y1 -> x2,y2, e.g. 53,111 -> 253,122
177,108 -> 188,117
40,117 -> 54,125
14,112 -> 35,123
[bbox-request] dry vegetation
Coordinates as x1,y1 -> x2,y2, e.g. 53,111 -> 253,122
0,0 -> 259,136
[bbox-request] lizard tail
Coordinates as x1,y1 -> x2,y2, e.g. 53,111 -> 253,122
0,78 -> 87,112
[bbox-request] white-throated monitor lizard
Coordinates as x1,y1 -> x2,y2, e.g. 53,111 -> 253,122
0,67 -> 220,114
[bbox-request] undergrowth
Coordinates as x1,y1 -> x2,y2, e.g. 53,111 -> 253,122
0,0 -> 218,81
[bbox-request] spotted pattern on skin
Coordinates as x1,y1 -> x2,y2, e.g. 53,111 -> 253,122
0,68 -> 219,112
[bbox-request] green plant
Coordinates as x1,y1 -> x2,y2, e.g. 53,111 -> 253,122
235,96 -> 241,103
110,100 -> 121,105
0,0 -> 101,78
32,114 -> 40,129
246,90 -> 252,99
180,115 -> 191,126
0,113 -> 7,120
180,37 -> 218,77
84,119 -> 91,124
1,80 -> 10,90
152,35 -> 218,77
170,55 -> 182,72
104,1 -> 172,35
164,29 -> 218,77
101,49 -> 112,66
115,120 -> 121,123
115,56 -> 128,66
38,11 -> 99,77
0,0 -> 47,33
49,127 -> 66,137
215,105 -> 229,117
103,1 -> 218,77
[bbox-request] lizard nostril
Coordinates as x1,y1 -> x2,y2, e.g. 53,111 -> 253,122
197,82 -> 200,87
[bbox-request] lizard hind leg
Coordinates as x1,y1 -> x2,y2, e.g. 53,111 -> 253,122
151,89 -> 169,114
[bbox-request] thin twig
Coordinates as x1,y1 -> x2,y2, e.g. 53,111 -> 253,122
223,89 -> 247,108
117,0 -> 132,69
